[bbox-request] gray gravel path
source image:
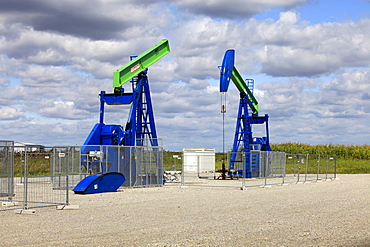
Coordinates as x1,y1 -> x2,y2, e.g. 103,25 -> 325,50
1,174 -> 369,246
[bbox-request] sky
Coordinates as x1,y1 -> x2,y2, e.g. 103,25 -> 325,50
0,0 -> 369,152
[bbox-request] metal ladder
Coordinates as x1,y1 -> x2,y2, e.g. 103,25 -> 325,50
246,79 -> 254,94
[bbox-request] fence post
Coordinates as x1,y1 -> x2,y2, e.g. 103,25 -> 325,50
333,156 -> 337,180
66,148 -> 69,205
264,152 -> 268,187
325,155 -> 329,180
281,152 -> 285,185
23,148 -> 28,210
197,155 -> 200,178
157,147 -> 162,185
317,154 -> 320,182
297,155 -> 300,183
241,151 -> 246,190
8,144 -> 15,201
118,146 -> 121,174
304,154 -> 308,182
181,153 -> 185,187
19,151 -> 23,184
129,147 -> 132,186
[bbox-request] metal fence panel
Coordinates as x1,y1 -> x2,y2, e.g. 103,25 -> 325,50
285,154 -> 337,183
0,141 -> 14,200
76,145 -> 164,187
1,145 -> 69,211
22,148 -> 69,209
50,147 -> 83,190
180,151 -> 336,189
1,142 -> 164,212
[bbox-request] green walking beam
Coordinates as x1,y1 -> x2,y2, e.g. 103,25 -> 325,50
113,39 -> 170,92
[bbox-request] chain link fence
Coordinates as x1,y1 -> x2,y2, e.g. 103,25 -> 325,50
167,151 -> 336,189
1,142 -> 337,211
78,145 -> 163,187
1,143 -> 163,212
1,145 -> 70,211
284,154 -> 337,184
0,141 -> 14,201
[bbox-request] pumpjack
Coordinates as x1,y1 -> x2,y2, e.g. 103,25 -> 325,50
73,40 -> 170,193
220,50 -> 271,178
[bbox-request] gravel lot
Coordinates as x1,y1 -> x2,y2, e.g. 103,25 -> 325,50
1,174 -> 369,246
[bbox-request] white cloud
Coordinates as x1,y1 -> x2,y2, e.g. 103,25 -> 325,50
0,0 -> 171,40
175,0 -> 308,19
0,106 -> 24,120
246,14 -> 370,76
39,101 -> 91,120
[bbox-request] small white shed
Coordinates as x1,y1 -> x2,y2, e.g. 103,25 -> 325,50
183,148 -> 215,173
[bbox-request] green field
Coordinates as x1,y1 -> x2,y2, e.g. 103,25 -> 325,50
270,143 -> 370,174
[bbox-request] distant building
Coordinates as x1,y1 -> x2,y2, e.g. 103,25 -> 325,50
14,142 -> 44,152
183,148 -> 215,173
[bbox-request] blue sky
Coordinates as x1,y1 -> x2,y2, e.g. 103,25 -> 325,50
0,0 -> 369,151
253,0 -> 370,23
299,0 -> 370,23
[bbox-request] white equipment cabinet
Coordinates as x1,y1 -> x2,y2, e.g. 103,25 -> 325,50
183,148 -> 215,173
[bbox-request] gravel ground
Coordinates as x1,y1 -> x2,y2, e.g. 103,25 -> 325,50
1,174 -> 369,247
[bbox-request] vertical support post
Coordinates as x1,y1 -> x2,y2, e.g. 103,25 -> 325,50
142,74 -> 159,147
305,154 -> 309,182
8,144 -> 14,201
79,147 -> 82,180
51,148 -> 56,185
317,154 -> 320,182
66,148 -> 69,205
181,153 -> 185,188
265,114 -> 271,151
241,151 -> 246,190
19,151 -> 23,184
264,152 -> 268,187
293,155 -> 297,176
334,156 -> 337,179
58,149 -> 62,188
282,152 -> 286,184
325,155 -> 329,180
105,145 -> 109,173
281,152 -> 285,185
23,148 -> 28,210
118,146 -> 121,173
129,147 -> 132,186
297,155 -> 301,183
159,148 -> 163,185
99,91 -> 105,124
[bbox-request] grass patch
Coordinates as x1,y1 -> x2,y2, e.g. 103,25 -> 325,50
336,158 -> 370,174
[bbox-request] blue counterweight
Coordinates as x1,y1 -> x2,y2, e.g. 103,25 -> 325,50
73,172 -> 126,194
